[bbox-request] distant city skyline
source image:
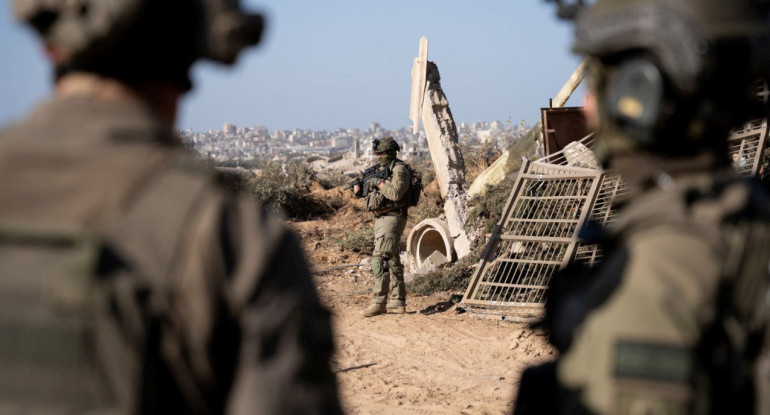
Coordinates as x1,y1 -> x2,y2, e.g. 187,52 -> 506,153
0,1 -> 584,133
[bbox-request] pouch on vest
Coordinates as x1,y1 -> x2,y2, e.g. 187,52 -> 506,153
0,222 -> 113,412
364,191 -> 385,212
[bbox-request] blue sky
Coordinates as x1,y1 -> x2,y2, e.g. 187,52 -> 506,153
0,1 -> 584,132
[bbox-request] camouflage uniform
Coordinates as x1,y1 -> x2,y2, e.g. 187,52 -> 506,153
370,159 -> 411,308
359,137 -> 411,316
515,0 -> 770,414
0,1 -> 341,413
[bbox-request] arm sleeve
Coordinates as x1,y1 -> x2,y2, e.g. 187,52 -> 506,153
379,164 -> 410,202
170,189 -> 341,415
224,195 -> 342,415
556,230 -> 721,415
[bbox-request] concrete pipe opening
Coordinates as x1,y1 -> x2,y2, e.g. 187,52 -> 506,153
406,218 -> 455,271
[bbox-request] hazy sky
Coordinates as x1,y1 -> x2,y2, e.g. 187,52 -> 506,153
0,1 -> 585,132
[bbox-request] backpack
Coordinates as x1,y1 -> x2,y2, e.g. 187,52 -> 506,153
401,162 -> 423,207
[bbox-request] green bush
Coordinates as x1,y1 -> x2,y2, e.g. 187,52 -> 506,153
238,160 -> 341,219
318,169 -> 351,190
464,177 -> 515,234
333,227 -> 375,254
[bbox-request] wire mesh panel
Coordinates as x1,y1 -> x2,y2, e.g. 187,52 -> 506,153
463,134 -> 628,312
728,117 -> 767,177
463,148 -> 605,309
728,80 -> 769,177
573,173 -> 628,267
463,84 -> 768,313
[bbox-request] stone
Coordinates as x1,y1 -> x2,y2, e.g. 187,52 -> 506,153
425,250 -> 448,267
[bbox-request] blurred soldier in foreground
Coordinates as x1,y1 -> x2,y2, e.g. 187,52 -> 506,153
0,1 -> 341,414
352,137 -> 412,317
515,0 -> 770,414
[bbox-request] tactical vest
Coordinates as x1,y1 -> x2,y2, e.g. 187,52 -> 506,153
365,160 -> 412,216
0,162 -> 217,414
0,223 -> 109,414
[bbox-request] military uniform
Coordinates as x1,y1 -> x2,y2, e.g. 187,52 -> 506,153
0,92 -> 342,414
516,158 -> 770,415
356,136 -> 412,317
369,159 -> 411,308
514,0 -> 770,413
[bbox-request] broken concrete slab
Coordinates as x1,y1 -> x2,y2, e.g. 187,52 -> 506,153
420,61 -> 472,258
563,138 -> 599,169
410,37 -> 429,134
425,250 -> 449,268
468,59 -> 587,197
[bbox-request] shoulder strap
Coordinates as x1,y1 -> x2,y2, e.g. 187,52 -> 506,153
99,156 -> 221,413
105,156 -> 216,287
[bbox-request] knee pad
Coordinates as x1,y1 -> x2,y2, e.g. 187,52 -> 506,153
371,256 -> 384,277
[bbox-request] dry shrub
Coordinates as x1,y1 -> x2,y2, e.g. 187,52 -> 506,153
406,238 -> 485,296
460,141 -> 502,185
333,227 -> 375,254
408,181 -> 442,228
223,160 -> 344,219
465,177 -> 515,234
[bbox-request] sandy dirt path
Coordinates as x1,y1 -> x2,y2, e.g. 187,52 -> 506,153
313,267 -> 554,415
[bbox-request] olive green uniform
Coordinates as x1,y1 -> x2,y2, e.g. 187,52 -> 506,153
560,174 -> 727,415
369,160 -> 411,306
0,97 -> 342,414
515,162 -> 770,415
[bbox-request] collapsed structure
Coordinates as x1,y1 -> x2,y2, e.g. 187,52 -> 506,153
404,40 -> 590,275
404,37 -> 768,308
405,38 -> 473,272
462,81 -> 770,316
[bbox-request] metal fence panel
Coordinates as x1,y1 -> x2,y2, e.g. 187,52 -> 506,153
463,135 -> 613,310
464,99 -> 769,313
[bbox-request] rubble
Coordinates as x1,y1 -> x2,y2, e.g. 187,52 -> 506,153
468,59 -> 587,197
406,38 -> 473,267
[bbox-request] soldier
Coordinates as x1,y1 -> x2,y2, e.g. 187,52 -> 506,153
515,0 -> 770,414
354,137 -> 412,317
0,1 -> 342,414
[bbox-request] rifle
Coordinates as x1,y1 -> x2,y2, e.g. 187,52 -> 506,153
347,165 -> 389,198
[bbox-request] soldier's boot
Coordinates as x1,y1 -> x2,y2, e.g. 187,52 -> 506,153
387,304 -> 406,314
363,303 -> 387,317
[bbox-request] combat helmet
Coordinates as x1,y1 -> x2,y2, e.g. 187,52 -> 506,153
13,0 -> 264,89
551,0 -> 770,157
373,136 -> 400,154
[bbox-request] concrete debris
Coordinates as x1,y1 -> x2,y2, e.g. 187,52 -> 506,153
409,37 -> 429,135
407,249 -> 450,278
406,218 -> 454,272
468,59 -> 587,197
563,140 -> 599,169
419,61 -> 472,258
425,250 -> 449,268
